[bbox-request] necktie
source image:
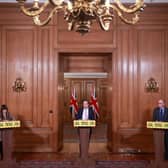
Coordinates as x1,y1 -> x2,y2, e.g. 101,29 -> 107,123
160,108 -> 164,121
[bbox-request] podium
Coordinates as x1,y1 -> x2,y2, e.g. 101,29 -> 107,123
73,120 -> 96,168
0,120 -> 20,168
147,121 -> 168,168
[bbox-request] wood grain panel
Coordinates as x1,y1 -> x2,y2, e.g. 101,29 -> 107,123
137,30 -> 163,127
0,4 -> 55,26
37,28 -> 51,128
56,52 -> 64,151
63,79 -> 71,122
0,27 -> 2,105
165,31 -> 168,103
111,27 -> 166,153
1,25 -> 58,152
63,53 -> 110,72
84,80 -> 97,101
0,4 -> 35,25
117,4 -> 168,26
71,80 -> 84,107
3,26 -> 35,123
118,128 -> 153,153
14,128 -> 53,152
97,79 -> 109,122
57,13 -> 116,49
117,29 -> 133,128
65,57 -> 105,72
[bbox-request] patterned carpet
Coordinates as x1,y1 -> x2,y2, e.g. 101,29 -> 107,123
19,160 -> 149,168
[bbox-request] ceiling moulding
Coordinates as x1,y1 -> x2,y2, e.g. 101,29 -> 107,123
64,73 -> 108,79
0,0 -> 168,3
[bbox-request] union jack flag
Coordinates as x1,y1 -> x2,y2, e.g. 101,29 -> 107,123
69,88 -> 78,119
90,87 -> 100,118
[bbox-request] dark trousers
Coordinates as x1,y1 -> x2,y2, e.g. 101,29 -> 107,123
0,141 -> 3,160
165,131 -> 168,160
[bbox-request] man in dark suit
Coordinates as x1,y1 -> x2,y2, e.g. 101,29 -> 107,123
76,100 -> 95,120
76,99 -> 96,140
153,99 -> 168,160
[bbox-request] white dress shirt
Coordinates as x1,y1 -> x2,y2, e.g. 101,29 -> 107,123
82,108 -> 89,120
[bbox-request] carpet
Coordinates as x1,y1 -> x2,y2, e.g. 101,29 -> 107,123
19,160 -> 149,168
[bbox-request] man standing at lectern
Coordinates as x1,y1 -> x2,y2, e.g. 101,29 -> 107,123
75,99 -> 96,167
76,100 -> 95,139
76,100 -> 95,121
153,99 -> 168,160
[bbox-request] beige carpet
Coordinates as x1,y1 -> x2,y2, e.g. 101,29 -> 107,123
61,142 -> 108,153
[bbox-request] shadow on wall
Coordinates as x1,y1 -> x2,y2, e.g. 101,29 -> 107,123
112,108 -> 154,154
13,115 -> 45,154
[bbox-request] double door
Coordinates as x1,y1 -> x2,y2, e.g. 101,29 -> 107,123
64,78 -> 108,122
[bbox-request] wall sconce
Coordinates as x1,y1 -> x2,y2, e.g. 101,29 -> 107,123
145,77 -> 159,92
12,78 -> 27,93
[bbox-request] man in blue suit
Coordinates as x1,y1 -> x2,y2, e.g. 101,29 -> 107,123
153,99 -> 168,160
76,99 -> 95,120
153,99 -> 168,122
76,99 -> 96,140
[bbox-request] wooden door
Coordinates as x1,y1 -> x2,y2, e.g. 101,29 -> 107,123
64,78 -> 108,122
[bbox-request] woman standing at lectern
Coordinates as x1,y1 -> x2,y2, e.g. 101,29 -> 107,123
0,104 -> 13,121
0,104 -> 13,160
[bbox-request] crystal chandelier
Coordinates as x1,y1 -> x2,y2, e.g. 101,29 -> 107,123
16,0 -> 145,35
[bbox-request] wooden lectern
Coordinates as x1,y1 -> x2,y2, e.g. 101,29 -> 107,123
147,121 -> 168,168
0,120 -> 20,168
73,120 -> 96,168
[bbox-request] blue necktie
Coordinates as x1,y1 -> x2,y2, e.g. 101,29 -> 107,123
160,108 -> 164,121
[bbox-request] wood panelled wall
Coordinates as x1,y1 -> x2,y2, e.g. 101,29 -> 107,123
111,5 -> 168,152
0,5 -> 59,152
0,3 -> 168,153
63,53 -> 110,72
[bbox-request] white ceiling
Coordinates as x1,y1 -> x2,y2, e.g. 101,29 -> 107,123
0,0 -> 168,3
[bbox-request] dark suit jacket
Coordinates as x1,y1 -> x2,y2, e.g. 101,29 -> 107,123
153,107 -> 168,122
76,107 -> 95,120
0,111 -> 13,121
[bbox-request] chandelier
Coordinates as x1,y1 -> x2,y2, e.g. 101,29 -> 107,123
16,0 -> 145,35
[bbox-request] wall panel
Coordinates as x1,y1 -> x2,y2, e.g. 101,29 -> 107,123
3,26 -> 35,125
0,25 -> 57,152
117,29 -> 133,128
112,26 -> 167,153
137,30 -> 163,126
165,31 -> 168,103
57,13 -> 116,49
63,53 -> 108,72
0,27 -> 2,105
0,3 -> 168,153
37,27 -> 52,128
